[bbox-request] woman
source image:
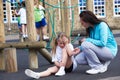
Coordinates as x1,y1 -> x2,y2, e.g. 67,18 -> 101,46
73,11 -> 118,75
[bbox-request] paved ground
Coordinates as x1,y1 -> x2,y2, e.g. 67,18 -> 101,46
0,30 -> 120,80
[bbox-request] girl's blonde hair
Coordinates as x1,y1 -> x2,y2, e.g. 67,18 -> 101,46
60,32 -> 71,44
51,32 -> 63,55
51,32 -> 71,55
51,37 -> 58,55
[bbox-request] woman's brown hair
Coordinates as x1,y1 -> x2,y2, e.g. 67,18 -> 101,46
79,11 -> 111,36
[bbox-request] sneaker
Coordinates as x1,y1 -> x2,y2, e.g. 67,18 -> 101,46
55,66 -> 65,76
100,66 -> 107,73
86,66 -> 108,75
104,61 -> 110,68
86,68 -> 101,75
43,35 -> 49,40
36,35 -> 40,41
100,61 -> 110,73
25,35 -> 28,38
22,34 -> 26,38
25,69 -> 40,79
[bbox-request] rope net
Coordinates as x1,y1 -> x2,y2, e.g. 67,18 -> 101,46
4,0 -> 81,46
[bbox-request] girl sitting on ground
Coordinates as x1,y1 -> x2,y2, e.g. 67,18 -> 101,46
25,32 -> 77,79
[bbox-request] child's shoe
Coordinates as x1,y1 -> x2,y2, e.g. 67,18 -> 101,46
25,69 -> 40,79
55,66 -> 65,76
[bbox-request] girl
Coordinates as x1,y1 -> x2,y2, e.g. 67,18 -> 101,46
72,11 -> 118,75
25,32 -> 77,79
16,2 -> 22,34
34,0 -> 49,40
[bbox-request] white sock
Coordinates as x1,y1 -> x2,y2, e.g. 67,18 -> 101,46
36,35 -> 40,41
22,34 -> 26,38
60,66 -> 65,70
25,34 -> 28,38
55,66 -> 65,76
57,66 -> 65,72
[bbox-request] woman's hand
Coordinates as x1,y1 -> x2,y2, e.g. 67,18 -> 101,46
80,38 -> 86,42
54,61 -> 61,67
72,47 -> 80,55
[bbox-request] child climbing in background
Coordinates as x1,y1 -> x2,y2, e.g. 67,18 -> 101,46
13,1 -> 28,39
25,32 -> 77,79
16,2 -> 22,35
34,0 -> 49,41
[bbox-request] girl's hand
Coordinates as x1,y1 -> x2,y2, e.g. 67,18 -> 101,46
12,10 -> 16,16
62,36 -> 69,45
12,10 -> 18,16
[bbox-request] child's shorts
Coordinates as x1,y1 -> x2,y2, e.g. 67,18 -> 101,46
35,17 -> 47,29
65,63 -> 73,73
18,23 -> 21,28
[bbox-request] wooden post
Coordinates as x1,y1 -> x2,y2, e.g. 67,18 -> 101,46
64,0 -> 70,37
60,0 -> 70,36
0,50 -> 5,70
60,0 -> 65,32
0,0 -> 5,70
106,0 -> 114,25
6,2 -> 11,31
29,49 -> 38,69
4,48 -> 17,72
38,48 -> 53,64
86,0 -> 93,11
0,41 -> 46,49
47,0 -> 53,38
25,0 -> 38,69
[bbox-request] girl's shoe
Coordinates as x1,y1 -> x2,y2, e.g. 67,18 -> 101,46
86,66 -> 108,75
25,69 -> 40,79
43,35 -> 49,40
55,66 -> 65,76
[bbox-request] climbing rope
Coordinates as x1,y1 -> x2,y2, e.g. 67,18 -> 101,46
40,0 -> 80,9
46,9 -> 56,48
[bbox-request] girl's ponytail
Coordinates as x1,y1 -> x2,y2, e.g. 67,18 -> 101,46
51,37 -> 58,55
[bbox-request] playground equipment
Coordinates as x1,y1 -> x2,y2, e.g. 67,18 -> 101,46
0,0 -> 82,73
0,0 -> 52,73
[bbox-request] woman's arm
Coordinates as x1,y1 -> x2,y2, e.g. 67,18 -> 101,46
86,22 -> 108,47
72,47 -> 81,55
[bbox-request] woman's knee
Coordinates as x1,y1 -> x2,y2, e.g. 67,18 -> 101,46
81,41 -> 92,49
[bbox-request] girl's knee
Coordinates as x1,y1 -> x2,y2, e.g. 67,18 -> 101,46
47,67 -> 52,71
62,48 -> 67,53
62,49 -> 68,56
48,66 -> 58,71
